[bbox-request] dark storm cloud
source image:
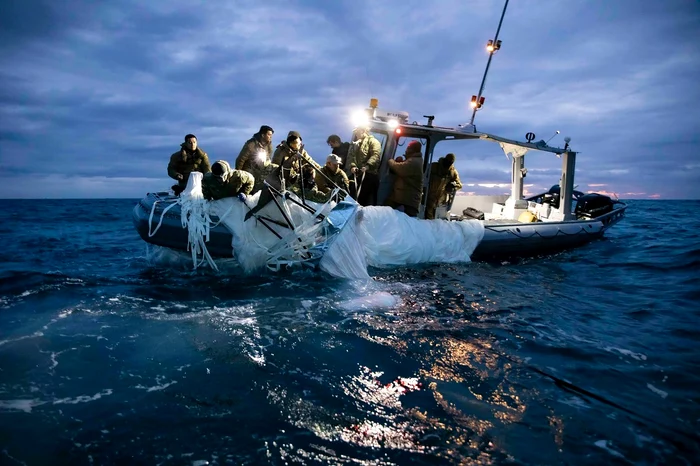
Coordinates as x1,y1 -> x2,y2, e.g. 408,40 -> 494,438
0,0 -> 698,198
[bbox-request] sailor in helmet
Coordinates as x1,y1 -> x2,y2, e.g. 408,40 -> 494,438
316,154 -> 350,200
202,160 -> 255,202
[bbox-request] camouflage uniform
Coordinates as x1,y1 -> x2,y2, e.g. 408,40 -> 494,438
202,170 -> 255,201
316,165 -> 349,195
425,158 -> 463,219
348,133 -> 382,206
168,145 -> 211,190
235,135 -> 273,172
272,142 -> 320,169
290,184 -> 332,204
250,162 -> 278,194
348,135 -> 381,174
271,142 -> 320,187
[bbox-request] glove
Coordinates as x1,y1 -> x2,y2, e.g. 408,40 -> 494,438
237,192 -> 247,202
176,173 -> 184,180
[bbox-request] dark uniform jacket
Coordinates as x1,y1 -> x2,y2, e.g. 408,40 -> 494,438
387,151 -> 424,210
168,145 -> 211,188
235,136 -> 273,172
332,142 -> 351,174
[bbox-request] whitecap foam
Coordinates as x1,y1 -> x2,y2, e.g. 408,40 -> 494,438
604,346 -> 647,361
0,331 -> 44,347
337,292 -> 401,312
0,398 -> 46,413
594,440 -> 626,459
558,395 -> 591,410
135,380 -> 177,392
40,347 -> 80,370
646,383 -> 668,399
53,389 -> 113,405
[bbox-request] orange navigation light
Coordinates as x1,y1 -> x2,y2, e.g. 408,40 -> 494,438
369,98 -> 379,109
470,95 -> 485,109
486,39 -> 502,53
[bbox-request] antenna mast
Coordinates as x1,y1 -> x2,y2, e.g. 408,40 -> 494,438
469,0 -> 510,126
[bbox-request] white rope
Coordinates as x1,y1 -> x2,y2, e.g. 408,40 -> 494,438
179,194 -> 218,271
175,172 -> 226,272
354,171 -> 366,199
148,198 -> 179,237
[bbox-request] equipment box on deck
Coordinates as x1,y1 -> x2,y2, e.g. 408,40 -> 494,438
463,207 -> 485,220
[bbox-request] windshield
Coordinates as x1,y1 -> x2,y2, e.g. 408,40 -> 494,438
370,130 -> 387,155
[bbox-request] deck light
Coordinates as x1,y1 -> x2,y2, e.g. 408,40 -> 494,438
387,119 -> 399,129
395,128 -> 402,134
352,109 -> 369,127
470,95 -> 478,108
486,39 -> 502,53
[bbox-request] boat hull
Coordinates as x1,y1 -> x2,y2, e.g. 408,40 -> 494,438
471,207 -> 626,260
132,192 -> 235,257
132,193 -> 626,261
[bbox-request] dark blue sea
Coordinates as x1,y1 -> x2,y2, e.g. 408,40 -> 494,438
1,199 -> 698,465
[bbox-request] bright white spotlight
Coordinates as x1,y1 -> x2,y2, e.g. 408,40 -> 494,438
351,110 -> 369,128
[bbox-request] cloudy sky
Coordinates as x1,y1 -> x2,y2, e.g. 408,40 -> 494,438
1,0 -> 699,199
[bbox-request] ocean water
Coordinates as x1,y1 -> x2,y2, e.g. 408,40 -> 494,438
0,198 -> 698,465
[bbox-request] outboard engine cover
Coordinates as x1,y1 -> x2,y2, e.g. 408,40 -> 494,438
542,192 -> 560,209
575,193 -> 614,219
